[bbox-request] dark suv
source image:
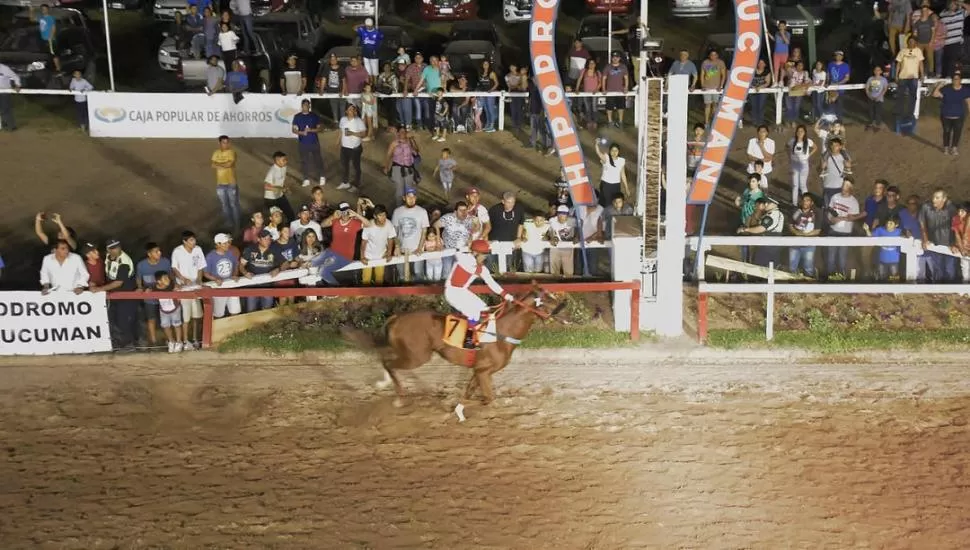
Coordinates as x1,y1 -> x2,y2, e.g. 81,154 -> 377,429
0,8 -> 97,88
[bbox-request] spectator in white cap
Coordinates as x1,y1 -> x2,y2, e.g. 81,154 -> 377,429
290,204 -> 324,241
203,233 -> 242,320
355,17 -> 384,78
547,205 -> 578,276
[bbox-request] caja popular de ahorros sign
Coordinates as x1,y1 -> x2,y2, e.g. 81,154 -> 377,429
687,0 -> 763,205
86,92 -> 305,139
0,291 -> 112,355
530,0 -> 596,207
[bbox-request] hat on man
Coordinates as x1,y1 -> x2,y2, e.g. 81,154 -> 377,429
269,206 -> 283,215
556,205 -> 570,214
300,204 -> 311,212
338,202 -> 352,211
465,186 -> 480,195
214,233 -> 231,245
397,58 -> 406,64
364,17 -> 374,26
257,229 -> 272,239
105,238 -> 121,249
404,187 -> 417,196
833,50 -> 844,56
80,242 -> 97,255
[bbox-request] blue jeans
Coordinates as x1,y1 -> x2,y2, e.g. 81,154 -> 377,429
899,79 -> 918,120
530,113 -> 551,148
397,98 -> 411,127
925,250 -> 958,283
750,93 -> 767,125
411,96 -> 423,127
789,246 -> 816,277
246,295 -> 274,312
216,184 -> 242,232
785,95 -> 802,123
826,234 -> 851,277
482,96 -> 498,129
239,14 -> 255,53
441,254 -> 455,278
811,91 -> 825,119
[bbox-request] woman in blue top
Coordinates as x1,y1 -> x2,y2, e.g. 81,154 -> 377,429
931,70 -> 970,155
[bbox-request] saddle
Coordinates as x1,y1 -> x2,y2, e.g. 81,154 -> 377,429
442,313 -> 493,351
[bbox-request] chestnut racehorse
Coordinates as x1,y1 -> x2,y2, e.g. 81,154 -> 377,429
342,285 -> 564,406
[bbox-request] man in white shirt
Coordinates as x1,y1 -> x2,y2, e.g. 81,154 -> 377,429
746,125 -> 776,175
170,230 -> 206,349
336,104 -> 368,191
40,239 -> 89,294
360,205 -> 397,285
391,187 -> 430,281
263,151 -> 294,221
548,205 -> 578,276
465,187 -> 491,240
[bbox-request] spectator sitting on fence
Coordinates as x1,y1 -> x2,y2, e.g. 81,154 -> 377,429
203,233 -> 242,319
34,212 -> 77,254
170,231 -> 206,350
40,239 -> 88,295
136,242 -> 170,348
519,212 -> 550,274
789,193 -> 822,278
227,59 -> 248,103
865,215 -> 904,281
240,229 -> 282,312
204,55 -> 225,95
78,242 -> 106,291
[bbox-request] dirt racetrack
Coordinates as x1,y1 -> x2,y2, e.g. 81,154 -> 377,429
1,347 -> 969,549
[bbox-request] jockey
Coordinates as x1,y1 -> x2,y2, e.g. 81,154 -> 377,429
445,239 -> 515,347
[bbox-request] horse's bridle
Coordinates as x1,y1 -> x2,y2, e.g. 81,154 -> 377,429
511,288 -> 565,320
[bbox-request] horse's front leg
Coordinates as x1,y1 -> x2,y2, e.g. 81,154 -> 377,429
476,369 -> 495,406
463,372 -> 479,400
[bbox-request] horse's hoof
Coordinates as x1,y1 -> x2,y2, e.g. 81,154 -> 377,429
454,403 -> 466,422
393,397 -> 405,408
481,398 -> 493,407
375,379 -> 392,390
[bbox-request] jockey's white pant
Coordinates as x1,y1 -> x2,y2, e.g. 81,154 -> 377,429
444,285 -> 487,323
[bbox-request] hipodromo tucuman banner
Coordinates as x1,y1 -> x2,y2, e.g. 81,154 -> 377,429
87,92 -> 306,139
0,291 -> 112,355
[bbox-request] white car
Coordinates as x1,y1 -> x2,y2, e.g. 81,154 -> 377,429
503,0 -> 531,22
156,34 -> 184,71
153,0 -> 185,21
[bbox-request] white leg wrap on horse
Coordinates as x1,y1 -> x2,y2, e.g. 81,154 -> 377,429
375,370 -> 393,390
454,403 -> 466,422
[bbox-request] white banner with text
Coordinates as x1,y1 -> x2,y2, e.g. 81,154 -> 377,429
87,92 -> 306,138
0,292 -> 112,355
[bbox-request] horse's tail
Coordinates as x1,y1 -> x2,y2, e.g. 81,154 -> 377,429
339,315 -> 397,352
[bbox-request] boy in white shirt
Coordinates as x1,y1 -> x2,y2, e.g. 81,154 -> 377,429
263,151 -> 294,221
170,230 -> 206,349
69,69 -> 94,132
360,204 -> 397,285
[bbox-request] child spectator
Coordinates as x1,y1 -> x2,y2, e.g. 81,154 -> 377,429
263,151 -> 294,221
421,228 -> 444,281
218,21 -> 239,67
69,69 -> 93,131
751,159 -> 768,190
439,54 -> 453,86
433,148 -> 457,195
361,82 -> 377,141
135,242 -> 171,348
810,60 -> 828,120
951,202 -> 970,256
392,46 -> 410,67
867,215 -> 903,281
864,65 -> 889,131
154,271 -> 187,353
519,212 -> 551,274
433,88 -> 450,142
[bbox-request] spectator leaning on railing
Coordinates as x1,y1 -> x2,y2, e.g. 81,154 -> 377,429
40,240 -> 88,295
203,233 -> 243,319
919,188 -> 958,282
101,239 -> 138,351
788,193 -> 822,278
171,231 -> 206,350
135,242 -> 170,348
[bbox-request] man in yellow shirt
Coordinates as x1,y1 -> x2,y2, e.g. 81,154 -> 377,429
211,135 -> 242,234
895,36 -> 925,120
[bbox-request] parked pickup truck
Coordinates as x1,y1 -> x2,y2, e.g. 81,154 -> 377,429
169,29 -> 287,92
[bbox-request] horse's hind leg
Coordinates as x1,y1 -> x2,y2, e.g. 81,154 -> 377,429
462,372 -> 479,400
476,370 -> 496,406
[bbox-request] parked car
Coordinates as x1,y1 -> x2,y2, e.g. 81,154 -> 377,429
253,10 -> 321,57
502,0 -> 531,23
420,0 -> 478,21
446,20 -> 499,47
581,36 -> 627,68
0,7 -> 96,88
698,33 -> 736,65
670,0 -> 717,19
350,24 -> 413,67
442,40 -> 501,79
152,0 -> 185,20
764,0 -> 825,37
107,0 -> 151,11
584,0 -> 633,14
338,0 -> 388,19
312,45 -> 357,91
576,14 -> 629,41
0,0 -> 86,7
175,29 -> 287,92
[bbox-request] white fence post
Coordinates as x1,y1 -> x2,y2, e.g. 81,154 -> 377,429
904,240 -> 920,282
766,261 -> 775,341
498,91 -> 506,132
774,89 -> 783,127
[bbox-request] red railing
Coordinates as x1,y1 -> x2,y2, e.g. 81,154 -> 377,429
109,281 -> 641,348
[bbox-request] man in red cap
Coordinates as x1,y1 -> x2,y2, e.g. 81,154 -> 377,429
444,239 -> 514,348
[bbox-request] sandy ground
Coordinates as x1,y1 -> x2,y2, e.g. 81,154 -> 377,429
1,346 -> 968,549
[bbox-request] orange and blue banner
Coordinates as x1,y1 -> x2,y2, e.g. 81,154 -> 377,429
530,0 -> 596,207
686,0 -> 764,205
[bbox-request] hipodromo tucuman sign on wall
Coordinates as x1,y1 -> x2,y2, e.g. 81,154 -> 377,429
86,92 -> 306,138
0,292 -> 112,355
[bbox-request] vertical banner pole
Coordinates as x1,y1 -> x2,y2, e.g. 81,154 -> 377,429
101,0 -> 116,91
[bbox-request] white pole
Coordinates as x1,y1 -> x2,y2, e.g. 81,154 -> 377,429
766,261 -> 775,341
375,0 -> 379,27
101,0 -> 115,91
607,10 -> 612,63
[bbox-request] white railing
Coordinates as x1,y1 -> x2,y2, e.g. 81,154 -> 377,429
688,235 -> 970,283
698,262 -> 970,341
